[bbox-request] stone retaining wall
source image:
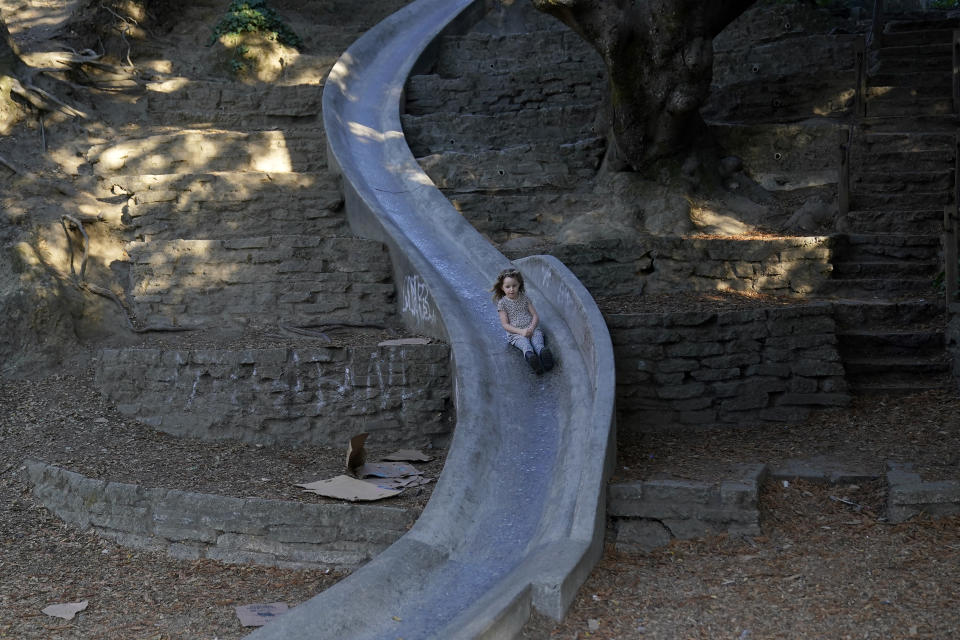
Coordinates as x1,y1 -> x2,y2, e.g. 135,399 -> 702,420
124,235 -> 396,328
113,172 -> 348,242
95,343 -> 452,446
609,303 -> 850,431
26,461 -> 415,570
506,236 -> 835,299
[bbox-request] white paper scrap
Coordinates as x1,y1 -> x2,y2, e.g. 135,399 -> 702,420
42,600 -> 88,620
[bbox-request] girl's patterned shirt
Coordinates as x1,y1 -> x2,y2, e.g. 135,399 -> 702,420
497,293 -> 533,330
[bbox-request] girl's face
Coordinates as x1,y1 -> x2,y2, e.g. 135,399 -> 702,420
501,276 -> 521,300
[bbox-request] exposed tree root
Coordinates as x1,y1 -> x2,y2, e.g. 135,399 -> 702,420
59,215 -> 194,334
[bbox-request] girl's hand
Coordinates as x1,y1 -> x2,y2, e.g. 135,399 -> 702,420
524,327 -> 534,338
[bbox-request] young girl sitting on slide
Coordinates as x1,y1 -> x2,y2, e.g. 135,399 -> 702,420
491,268 -> 554,375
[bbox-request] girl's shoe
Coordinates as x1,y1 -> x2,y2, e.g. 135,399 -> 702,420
525,351 -> 544,374
539,347 -> 554,371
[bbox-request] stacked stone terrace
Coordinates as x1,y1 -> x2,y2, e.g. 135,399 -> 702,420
402,7 -> 609,245
86,0 -> 452,448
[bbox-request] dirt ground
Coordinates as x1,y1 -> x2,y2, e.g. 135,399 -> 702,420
2,1 -> 960,639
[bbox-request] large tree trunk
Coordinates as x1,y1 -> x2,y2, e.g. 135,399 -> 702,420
533,0 -> 756,172
0,13 -> 23,76
0,13 -> 27,132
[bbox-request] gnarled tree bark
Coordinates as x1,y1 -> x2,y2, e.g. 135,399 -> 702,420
532,0 -> 757,173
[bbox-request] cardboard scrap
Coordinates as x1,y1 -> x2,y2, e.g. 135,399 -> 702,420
355,462 -> 422,478
382,449 -> 434,462
235,602 -> 289,627
346,433 -> 368,472
42,600 -> 88,620
377,337 -> 432,346
366,475 -> 433,490
298,475 -> 403,502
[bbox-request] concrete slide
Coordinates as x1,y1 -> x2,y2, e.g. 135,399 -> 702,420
247,0 -> 616,637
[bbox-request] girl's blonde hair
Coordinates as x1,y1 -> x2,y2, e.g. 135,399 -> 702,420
491,268 -> 525,301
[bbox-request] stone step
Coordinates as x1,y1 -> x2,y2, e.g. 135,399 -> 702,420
88,128 -> 329,175
401,105 -> 600,155
830,299 -> 945,330
103,172 -> 347,241
852,170 -> 953,192
851,189 -> 949,210
145,79 -> 327,126
403,64 -> 605,116
842,209 -> 943,234
94,339 -> 451,446
122,236 -> 396,329
832,261 -> 937,279
838,329 -> 944,357
433,29 -> 599,77
417,138 -> 605,192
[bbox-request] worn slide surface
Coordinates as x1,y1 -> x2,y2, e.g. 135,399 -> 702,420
247,0 -> 615,638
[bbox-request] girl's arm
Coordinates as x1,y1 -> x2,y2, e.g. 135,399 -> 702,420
499,309 -> 529,336
524,300 -> 539,337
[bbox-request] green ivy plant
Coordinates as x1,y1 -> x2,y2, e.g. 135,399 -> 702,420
210,0 -> 303,49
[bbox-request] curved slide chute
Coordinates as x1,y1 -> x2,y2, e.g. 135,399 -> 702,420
248,1 -> 615,637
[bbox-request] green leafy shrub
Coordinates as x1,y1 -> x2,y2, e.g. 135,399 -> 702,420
210,0 -> 302,49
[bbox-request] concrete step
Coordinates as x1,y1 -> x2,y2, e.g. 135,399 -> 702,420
404,64 -> 605,116
865,92 -> 953,118
94,338 -> 451,446
838,329 -> 944,357
846,370 -> 953,396
880,27 -> 955,48
101,172 -> 348,242
834,233 -> 941,262
88,128 -> 329,175
884,17 -> 960,34
869,71 -> 951,91
843,209 -> 943,234
145,79 -> 326,126
817,278 -> 939,297
831,260 -> 937,279
830,299 -> 945,330
844,354 -> 950,376
122,236 -> 396,329
852,131 -> 954,153
852,170 -> 953,192
874,42 -> 951,71
851,190 -> 949,210
401,105 -> 600,155
851,151 -> 952,172
417,138 -> 605,192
